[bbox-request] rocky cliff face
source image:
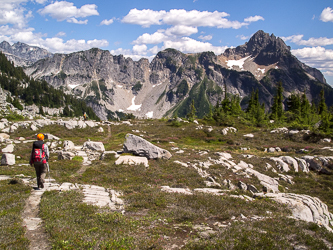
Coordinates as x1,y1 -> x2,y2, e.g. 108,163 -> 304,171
0,41 -> 53,67
1,30 -> 331,120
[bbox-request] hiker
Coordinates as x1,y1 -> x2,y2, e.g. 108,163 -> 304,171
29,133 -> 49,189
83,112 -> 88,121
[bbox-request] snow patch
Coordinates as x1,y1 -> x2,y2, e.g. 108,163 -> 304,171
146,111 -> 153,118
68,84 -> 79,89
275,66 -> 279,69
152,83 -> 162,88
118,109 -> 124,112
117,85 -> 123,88
226,56 -> 250,70
127,97 -> 142,111
258,68 -> 265,74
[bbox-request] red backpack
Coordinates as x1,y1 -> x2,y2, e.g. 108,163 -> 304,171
31,141 -> 47,164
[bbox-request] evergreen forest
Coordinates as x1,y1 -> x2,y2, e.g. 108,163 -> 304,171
0,52 -> 99,120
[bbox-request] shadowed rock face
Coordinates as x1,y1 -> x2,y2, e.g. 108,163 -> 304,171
123,134 -> 172,160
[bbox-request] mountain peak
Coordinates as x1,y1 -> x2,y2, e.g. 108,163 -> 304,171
245,30 -> 290,57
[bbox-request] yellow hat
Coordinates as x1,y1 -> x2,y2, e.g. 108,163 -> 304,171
37,133 -> 44,140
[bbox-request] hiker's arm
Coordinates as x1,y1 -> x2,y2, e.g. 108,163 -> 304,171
44,144 -> 49,161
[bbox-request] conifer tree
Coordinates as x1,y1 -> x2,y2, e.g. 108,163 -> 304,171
270,81 -> 284,121
187,99 -> 197,122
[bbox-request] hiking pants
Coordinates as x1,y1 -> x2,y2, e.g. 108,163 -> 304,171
34,162 -> 47,188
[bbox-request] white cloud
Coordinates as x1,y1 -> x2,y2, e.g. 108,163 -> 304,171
132,44 -> 147,55
67,17 -> 88,24
122,9 -> 254,29
165,25 -> 198,37
55,31 -> 66,37
244,15 -> 264,22
121,8 -> 166,27
282,34 -> 333,46
198,34 -> 212,41
292,47 -> 333,75
133,31 -> 167,45
163,37 -> 227,55
38,1 -> 99,23
100,19 -> 113,25
0,24 -> 109,53
0,0 -> 30,28
34,0 -> 48,4
320,7 -> 333,22
237,34 -> 250,40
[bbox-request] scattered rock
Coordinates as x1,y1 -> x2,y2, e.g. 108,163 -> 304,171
123,134 -> 172,159
1,153 -> 15,165
82,141 -> 105,152
115,155 -> 149,167
2,144 -> 14,153
58,151 -> 75,160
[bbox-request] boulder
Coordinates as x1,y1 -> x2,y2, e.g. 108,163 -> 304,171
295,157 -> 310,172
270,157 -> 290,172
58,151 -> 75,160
247,184 -> 259,193
238,181 -> 247,190
63,140 -> 75,151
254,192 -> 333,232
82,141 -> 105,152
123,134 -> 172,159
44,133 -> 60,140
115,155 -> 149,167
1,153 -> 15,165
280,156 -> 298,172
303,156 -> 322,172
0,133 -> 10,140
77,120 -> 87,129
85,121 -> 96,127
245,168 -> 279,193
30,124 -> 38,131
97,127 -> 104,133
2,144 -> 14,153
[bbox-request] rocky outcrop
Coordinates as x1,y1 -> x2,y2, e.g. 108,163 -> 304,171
123,134 -> 172,159
1,153 -> 15,165
115,155 -> 149,167
0,41 -> 53,67
255,192 -> 333,232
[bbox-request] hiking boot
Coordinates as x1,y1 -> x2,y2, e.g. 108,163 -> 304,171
40,183 -> 44,189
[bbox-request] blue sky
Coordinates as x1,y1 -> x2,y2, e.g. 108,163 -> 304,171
1,0 -> 333,85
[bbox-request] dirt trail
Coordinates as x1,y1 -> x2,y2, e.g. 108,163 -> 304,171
22,180 -> 53,250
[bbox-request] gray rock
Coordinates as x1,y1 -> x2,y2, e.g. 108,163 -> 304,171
123,134 -> 172,159
303,156 -> 322,172
247,184 -> 259,193
1,153 -> 15,165
238,181 -> 247,190
63,140 -> 75,151
295,157 -> 309,172
82,141 -> 105,152
2,144 -> 14,153
270,157 -> 290,172
0,133 -> 10,140
115,155 -> 149,167
97,127 -> 104,133
30,124 -> 38,131
280,156 -> 298,172
245,168 -> 279,193
254,192 -> 333,232
58,151 -> 75,160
